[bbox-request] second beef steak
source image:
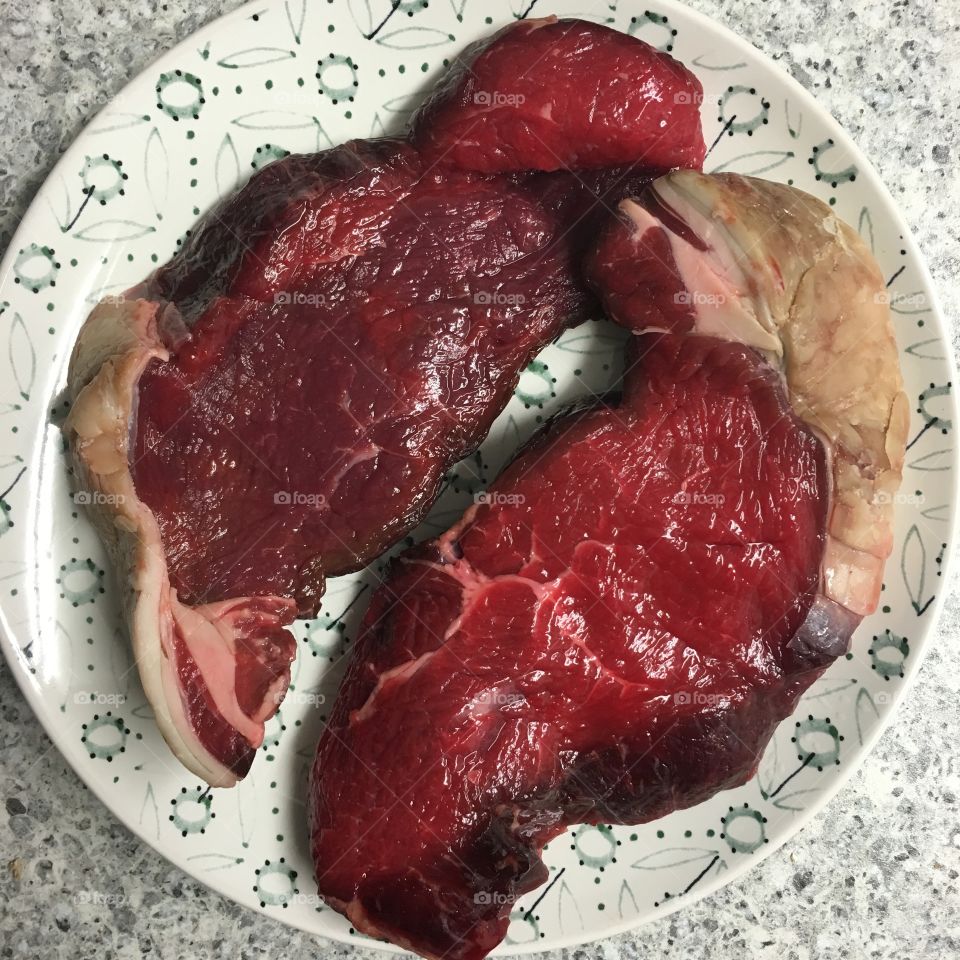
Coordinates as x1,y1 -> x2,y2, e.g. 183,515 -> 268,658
309,334 -> 832,960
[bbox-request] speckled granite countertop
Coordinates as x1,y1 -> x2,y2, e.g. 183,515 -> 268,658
1,1 -> 958,958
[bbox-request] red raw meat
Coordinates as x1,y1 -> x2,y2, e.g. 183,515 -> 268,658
414,17 -> 706,173
65,20 -> 707,785
584,171 -> 909,617
309,334 -> 834,960
131,140 -> 595,614
306,171 -> 907,957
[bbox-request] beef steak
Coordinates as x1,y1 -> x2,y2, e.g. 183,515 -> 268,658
308,334 -> 831,960
585,170 -> 909,615
414,17 -> 706,173
64,21 -> 706,784
308,174 -> 908,959
131,140 -> 594,615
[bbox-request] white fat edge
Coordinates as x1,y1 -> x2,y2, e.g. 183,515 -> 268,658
67,298 -> 263,788
652,178 -> 784,359
624,185 -> 862,617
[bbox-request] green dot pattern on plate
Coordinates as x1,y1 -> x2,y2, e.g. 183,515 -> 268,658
516,360 -> 556,409
720,806 -> 767,853
719,85 -> 771,136
316,54 -> 358,103
57,557 -> 105,605
505,909 -> 540,947
809,138 -> 858,186
156,70 -> 205,121
304,617 -> 345,658
169,786 -> 215,836
81,154 -> 128,204
572,824 -> 617,869
792,716 -> 842,768
13,244 -> 59,292
628,11 -> 677,52
254,859 -> 298,908
252,143 -> 291,170
81,713 -> 129,761
869,629 -> 909,679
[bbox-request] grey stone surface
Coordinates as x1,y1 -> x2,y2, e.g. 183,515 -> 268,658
0,1 -> 958,958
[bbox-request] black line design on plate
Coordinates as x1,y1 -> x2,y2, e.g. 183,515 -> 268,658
906,416 -> 941,452
705,116 -> 737,157
65,184 -> 97,233
768,752 -> 815,798
325,582 -> 371,629
437,475 -> 456,498
682,853 -> 720,895
365,1 -> 402,40
915,595 -> 935,616
886,265 -> 905,288
522,865 -> 565,921
0,466 -> 26,504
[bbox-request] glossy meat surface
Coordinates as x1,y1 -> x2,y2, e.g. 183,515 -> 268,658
68,18 -> 707,785
63,298 -> 299,786
132,140 -> 594,615
131,16 -> 708,618
414,17 -> 706,173
585,171 -> 908,616
309,334 -> 831,960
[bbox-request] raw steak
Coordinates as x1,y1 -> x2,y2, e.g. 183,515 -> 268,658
64,22 -> 707,785
308,175 -> 908,959
130,141 -> 597,614
585,170 -> 909,615
65,142 -> 591,785
308,335 -> 831,960
414,17 -> 706,173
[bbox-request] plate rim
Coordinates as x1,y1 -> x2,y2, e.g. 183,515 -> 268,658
0,0 -> 956,954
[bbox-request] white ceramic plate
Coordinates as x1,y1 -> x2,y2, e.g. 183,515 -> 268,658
0,0 -> 955,954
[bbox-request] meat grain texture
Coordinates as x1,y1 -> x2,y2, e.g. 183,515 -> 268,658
63,17 -> 706,785
60,14 -> 908,959
307,40 -> 907,960
310,334 -> 832,959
